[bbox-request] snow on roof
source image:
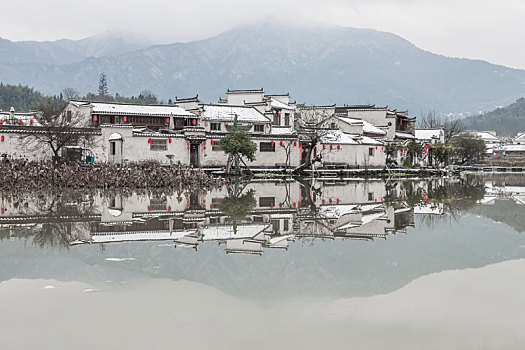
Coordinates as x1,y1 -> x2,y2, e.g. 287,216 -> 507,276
270,127 -> 295,135
336,116 -> 387,135
477,131 -> 499,141
415,129 -> 443,141
414,204 -> 444,215
321,130 -> 359,145
201,224 -> 268,240
90,102 -> 195,118
88,230 -> 197,244
0,111 -> 41,126
319,204 -> 359,218
360,135 -> 383,145
201,105 -> 270,123
270,98 -> 295,111
497,144 -> 525,152
108,133 -> 123,141
395,132 -> 416,139
514,132 -> 525,143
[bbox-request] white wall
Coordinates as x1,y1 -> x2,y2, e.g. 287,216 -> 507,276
319,143 -> 386,168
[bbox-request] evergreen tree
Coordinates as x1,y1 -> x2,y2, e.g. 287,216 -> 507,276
98,73 -> 109,99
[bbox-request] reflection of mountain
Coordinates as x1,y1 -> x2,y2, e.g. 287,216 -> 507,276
1,177 -> 524,299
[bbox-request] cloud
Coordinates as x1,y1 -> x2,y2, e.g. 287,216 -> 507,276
2,0 -> 525,69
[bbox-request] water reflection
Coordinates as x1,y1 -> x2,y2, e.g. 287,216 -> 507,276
0,176 -> 488,254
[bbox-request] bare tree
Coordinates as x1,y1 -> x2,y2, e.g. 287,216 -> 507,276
293,109 -> 335,174
443,118 -> 464,143
418,110 -> 464,143
19,98 -> 97,162
418,110 -> 442,128
62,88 -> 80,101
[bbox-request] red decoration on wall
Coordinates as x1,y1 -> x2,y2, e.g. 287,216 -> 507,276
147,206 -> 151,212
322,144 -> 326,150
123,116 -> 127,122
299,143 -> 302,148
168,206 -> 171,211
18,120 -> 22,124
225,122 -> 228,126
293,141 -> 297,147
203,145 -> 206,150
187,140 -> 190,144
1,136 -> 4,142
293,202 -> 296,208
93,115 -> 97,121
337,145 -> 341,150
0,120 -> 3,124
330,145 -> 333,150
401,148 -> 404,153
192,119 -> 196,125
381,147 -> 384,150
210,204 -> 214,209
266,124 -> 270,128
271,140 -> 274,147
148,138 -> 152,144
30,119 -> 34,125
210,140 -> 214,145
376,146 -> 378,150
336,199 -> 340,204
280,141 -> 283,146
169,138 -> 172,144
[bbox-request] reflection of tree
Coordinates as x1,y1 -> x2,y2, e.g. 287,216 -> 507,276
219,189 -> 256,234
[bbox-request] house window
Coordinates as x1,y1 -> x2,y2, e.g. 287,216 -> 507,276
260,142 -> 275,152
369,148 -> 374,156
368,192 -> 374,201
259,197 -> 275,207
66,110 -> 72,123
110,142 -> 116,155
272,220 -> 280,234
283,219 -> 289,231
285,113 -> 290,127
210,122 -> 221,131
254,124 -> 264,133
150,139 -> 168,151
273,114 -> 281,125
330,122 -> 336,129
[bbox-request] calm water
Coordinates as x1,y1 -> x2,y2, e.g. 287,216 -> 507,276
1,174 -> 525,349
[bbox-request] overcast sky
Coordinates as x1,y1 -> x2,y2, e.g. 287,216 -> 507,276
2,0 -> 525,69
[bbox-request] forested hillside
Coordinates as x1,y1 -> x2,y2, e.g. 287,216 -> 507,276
0,83 -> 44,111
463,97 -> 525,136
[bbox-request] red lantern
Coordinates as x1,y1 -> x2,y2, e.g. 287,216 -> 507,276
225,122 -> 228,126
270,203 -> 273,209
336,199 -> 340,204
1,135 -> 4,142
148,138 -> 152,144
30,119 -> 34,125
376,146 -> 378,150
401,148 -> 404,153
192,119 -> 196,125
203,145 -> 206,150
322,144 -> 326,150
322,199 -> 325,205
169,138 -> 172,144
0,120 -> 3,124
210,140 -> 214,145
381,147 -> 384,150
330,145 -> 333,150
168,206 -> 171,211
187,145 -> 190,150
187,140 -> 190,145
18,120 -> 22,125
123,116 -> 127,122
210,204 -> 214,209
299,143 -> 302,148
93,115 -> 97,121
337,145 -> 341,150
280,141 -> 283,146
205,122 -> 208,126
147,206 -> 151,212
293,202 -> 296,208
329,199 -> 332,204
294,141 -> 297,147
271,140 -> 274,147
1,208 -> 4,215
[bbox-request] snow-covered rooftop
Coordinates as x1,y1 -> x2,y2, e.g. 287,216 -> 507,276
270,98 -> 295,111
395,132 -> 416,139
415,129 -> 443,141
336,116 -> 387,136
497,144 -> 525,152
321,130 -> 359,145
201,105 -> 270,123
83,101 -> 195,117
477,131 -> 499,141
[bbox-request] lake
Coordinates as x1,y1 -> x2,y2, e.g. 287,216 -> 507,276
1,174 -> 525,349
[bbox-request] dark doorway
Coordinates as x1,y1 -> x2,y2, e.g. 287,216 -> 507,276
190,144 -> 200,168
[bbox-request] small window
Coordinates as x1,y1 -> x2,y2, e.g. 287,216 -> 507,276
285,114 -> 290,127
150,139 -> 168,151
368,192 -> 374,201
369,147 -> 374,156
259,197 -> 275,207
110,142 -> 116,155
66,110 -> 72,123
260,142 -> 275,152
283,219 -> 289,231
330,122 -> 336,129
210,122 -> 221,131
254,124 -> 264,133
273,114 -> 281,125
272,220 -> 280,234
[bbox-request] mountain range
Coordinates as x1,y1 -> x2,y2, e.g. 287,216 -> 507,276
1,23 -> 525,114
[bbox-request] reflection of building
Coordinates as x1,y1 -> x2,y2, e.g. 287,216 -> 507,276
0,180 -> 421,253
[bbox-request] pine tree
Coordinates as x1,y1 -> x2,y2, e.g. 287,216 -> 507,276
98,73 -> 109,99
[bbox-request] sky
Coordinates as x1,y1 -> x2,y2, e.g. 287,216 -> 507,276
2,0 -> 525,69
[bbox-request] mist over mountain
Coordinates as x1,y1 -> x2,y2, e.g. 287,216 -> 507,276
1,23 -> 525,113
